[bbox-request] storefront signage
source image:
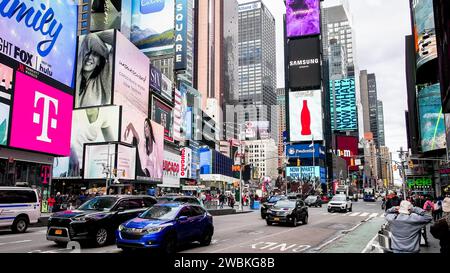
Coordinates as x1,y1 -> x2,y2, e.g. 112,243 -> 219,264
407,177 -> 433,188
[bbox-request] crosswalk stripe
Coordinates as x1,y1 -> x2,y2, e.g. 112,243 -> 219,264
369,213 -> 379,218
380,214 -> 385,218
349,212 -> 360,217
360,212 -> 370,217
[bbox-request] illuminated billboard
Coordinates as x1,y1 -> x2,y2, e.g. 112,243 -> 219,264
175,0 -> 188,70
412,0 -> 438,69
0,0 -> 78,88
84,143 -> 116,180
418,84 -> 446,152
286,0 -> 321,38
288,37 -> 321,90
122,0 -> 175,58
10,71 -> 73,156
335,136 -> 359,171
152,97 -> 174,142
286,166 -> 326,183
289,90 -> 323,142
0,60 -> 13,146
163,150 -> 181,188
330,78 -> 358,131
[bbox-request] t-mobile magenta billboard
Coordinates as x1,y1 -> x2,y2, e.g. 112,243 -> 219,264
286,0 -> 321,38
9,72 -> 73,156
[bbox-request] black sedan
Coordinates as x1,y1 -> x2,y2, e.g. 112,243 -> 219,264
304,195 -> 322,207
260,195 -> 285,219
46,195 -> 157,247
266,200 -> 308,227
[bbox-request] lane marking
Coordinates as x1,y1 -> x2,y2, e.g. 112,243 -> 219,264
349,212 -> 360,217
360,212 -> 370,217
369,213 -> 379,218
0,240 -> 32,246
362,234 -> 380,253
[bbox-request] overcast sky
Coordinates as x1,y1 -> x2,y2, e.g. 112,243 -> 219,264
238,0 -> 411,167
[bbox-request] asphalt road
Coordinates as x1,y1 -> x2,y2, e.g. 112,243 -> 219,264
0,200 -> 385,254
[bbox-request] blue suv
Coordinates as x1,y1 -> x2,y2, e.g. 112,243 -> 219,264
116,203 -> 214,253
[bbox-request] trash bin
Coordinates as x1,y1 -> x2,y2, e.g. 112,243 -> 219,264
251,201 -> 260,210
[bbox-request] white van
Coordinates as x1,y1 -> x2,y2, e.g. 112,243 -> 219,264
0,187 -> 41,233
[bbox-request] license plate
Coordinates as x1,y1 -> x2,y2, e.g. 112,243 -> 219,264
55,229 -> 63,235
274,217 -> 280,221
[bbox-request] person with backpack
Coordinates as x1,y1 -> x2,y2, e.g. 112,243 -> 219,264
433,197 -> 444,221
430,197 -> 450,254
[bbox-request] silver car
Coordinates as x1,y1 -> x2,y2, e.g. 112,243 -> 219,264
327,194 -> 352,213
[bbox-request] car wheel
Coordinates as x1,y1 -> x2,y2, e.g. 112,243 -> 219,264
94,228 -> 109,247
349,205 -> 353,212
200,227 -> 213,246
292,217 -> 298,227
266,220 -> 273,226
328,209 -> 332,213
303,215 -> 309,225
163,233 -> 178,254
11,216 -> 28,233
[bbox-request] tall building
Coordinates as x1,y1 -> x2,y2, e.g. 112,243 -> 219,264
77,0 -> 91,36
244,139 -> 278,179
329,38 -> 348,80
195,0 -> 239,124
277,88 -> 286,169
237,1 -> 277,140
377,100 -> 386,147
367,73 -> 380,148
380,146 -> 393,189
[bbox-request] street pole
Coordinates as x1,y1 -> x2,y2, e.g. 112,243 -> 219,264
106,144 -> 110,196
398,147 -> 408,201
312,136 -> 315,192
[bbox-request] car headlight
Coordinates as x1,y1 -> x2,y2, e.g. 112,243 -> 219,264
72,216 -> 89,222
143,224 -> 171,234
118,224 -> 125,231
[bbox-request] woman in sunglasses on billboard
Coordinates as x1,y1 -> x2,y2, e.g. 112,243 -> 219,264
76,29 -> 114,108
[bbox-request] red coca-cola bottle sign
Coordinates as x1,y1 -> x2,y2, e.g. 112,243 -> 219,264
301,100 -> 311,136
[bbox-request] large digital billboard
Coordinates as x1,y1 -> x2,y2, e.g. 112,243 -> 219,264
152,97 -> 174,142
117,144 -> 137,180
286,166 -> 326,183
285,144 -> 325,159
335,136 -> 359,171
418,84 -> 446,152
161,74 -> 173,102
330,78 -> 358,131
288,37 -> 321,90
289,90 -> 323,142
10,71 -> 73,156
244,121 -> 270,140
0,60 -> 14,146
434,0 -> 450,113
84,143 -> 116,180
122,0 -> 175,58
0,0 -> 78,88
162,150 -> 181,188
286,0 -> 321,38
75,30 -> 115,108
412,0 -> 438,69
199,148 -> 212,175
180,147 -> 192,179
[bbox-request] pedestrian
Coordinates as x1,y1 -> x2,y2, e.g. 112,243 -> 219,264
219,193 -> 226,209
385,200 -> 433,253
47,195 -> 56,213
385,192 -> 401,211
430,197 -> 450,254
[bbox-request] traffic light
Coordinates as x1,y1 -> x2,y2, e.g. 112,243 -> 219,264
297,159 -> 301,167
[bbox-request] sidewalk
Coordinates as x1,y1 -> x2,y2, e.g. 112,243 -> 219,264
320,216 -> 441,253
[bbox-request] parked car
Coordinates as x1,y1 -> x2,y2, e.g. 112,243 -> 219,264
260,195 -> 285,219
320,195 -> 330,204
46,195 -> 157,247
158,195 -> 203,207
0,187 -> 41,233
286,193 -> 303,200
304,195 -> 322,207
116,203 -> 214,253
327,194 -> 352,213
266,199 -> 308,227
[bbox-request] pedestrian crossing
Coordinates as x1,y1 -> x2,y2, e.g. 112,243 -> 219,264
321,211 -> 385,218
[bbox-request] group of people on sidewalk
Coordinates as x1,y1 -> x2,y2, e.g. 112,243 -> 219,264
384,195 -> 450,254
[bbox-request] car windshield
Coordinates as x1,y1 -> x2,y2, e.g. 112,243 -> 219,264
273,201 -> 296,209
158,197 -> 174,202
267,196 -> 281,203
139,205 -> 180,220
78,197 -> 118,211
306,196 -> 316,201
332,195 -> 346,202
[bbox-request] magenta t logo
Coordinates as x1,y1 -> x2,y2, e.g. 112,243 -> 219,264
33,91 -> 59,143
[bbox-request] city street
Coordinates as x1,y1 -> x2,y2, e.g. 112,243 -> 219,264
0,200 -> 386,254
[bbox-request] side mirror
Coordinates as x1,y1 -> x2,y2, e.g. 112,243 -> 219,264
178,216 -> 188,221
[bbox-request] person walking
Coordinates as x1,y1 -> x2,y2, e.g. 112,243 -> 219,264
385,200 -> 433,253
385,192 -> 402,211
430,197 -> 450,254
47,196 -> 56,213
219,193 -> 226,209
433,197 -> 444,221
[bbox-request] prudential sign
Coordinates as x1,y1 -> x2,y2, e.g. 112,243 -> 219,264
0,0 -> 78,88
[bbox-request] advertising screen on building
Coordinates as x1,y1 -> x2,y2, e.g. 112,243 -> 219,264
199,148 -> 212,175
75,30 -> 115,108
84,144 -> 116,179
434,0 -> 450,113
330,78 -> 358,132
0,0 -> 78,88
336,136 -> 359,171
286,166 -> 326,183
10,71 -> 73,156
161,74 -> 173,102
286,0 -> 321,38
412,0 -> 438,69
289,90 -> 323,142
163,150 -> 181,188
244,121 -> 270,140
0,60 -> 14,146
288,37 -> 321,90
117,144 -> 137,180
122,0 -> 175,58
285,144 -> 325,159
152,97 -> 174,142
418,84 -> 446,152
150,64 -> 162,94
180,147 -> 192,179
175,0 -> 188,71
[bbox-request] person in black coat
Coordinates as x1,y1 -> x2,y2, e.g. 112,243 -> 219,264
430,198 -> 450,254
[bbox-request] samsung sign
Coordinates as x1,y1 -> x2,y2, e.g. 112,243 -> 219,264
175,0 -> 188,71
239,2 -> 261,12
286,144 -> 325,159
288,37 -> 321,90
